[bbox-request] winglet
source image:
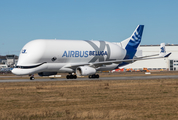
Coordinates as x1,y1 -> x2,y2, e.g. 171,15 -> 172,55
164,52 -> 171,57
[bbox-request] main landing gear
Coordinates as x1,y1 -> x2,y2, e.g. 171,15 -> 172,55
66,74 -> 77,79
88,74 -> 99,79
29,74 -> 35,80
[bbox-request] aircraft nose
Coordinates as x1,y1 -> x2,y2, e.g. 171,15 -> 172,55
11,68 -> 26,76
11,68 -> 34,76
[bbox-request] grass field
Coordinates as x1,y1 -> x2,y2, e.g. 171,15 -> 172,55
0,73 -> 178,120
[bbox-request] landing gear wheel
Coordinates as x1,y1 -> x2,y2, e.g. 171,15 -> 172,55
74,75 -> 77,79
30,77 -> 35,80
88,74 -> 99,79
29,74 -> 35,80
88,75 -> 92,79
96,74 -> 99,78
66,75 -> 77,79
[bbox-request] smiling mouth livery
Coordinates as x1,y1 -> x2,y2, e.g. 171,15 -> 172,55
11,25 -> 171,80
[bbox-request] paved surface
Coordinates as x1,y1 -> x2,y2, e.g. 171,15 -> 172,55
0,75 -> 178,83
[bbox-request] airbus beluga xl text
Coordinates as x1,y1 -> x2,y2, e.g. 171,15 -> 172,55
12,25 -> 171,80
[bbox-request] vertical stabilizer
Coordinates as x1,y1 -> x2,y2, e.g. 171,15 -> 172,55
159,43 -> 166,57
121,25 -> 144,59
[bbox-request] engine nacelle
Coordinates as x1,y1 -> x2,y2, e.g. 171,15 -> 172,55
76,66 -> 96,76
38,72 -> 57,76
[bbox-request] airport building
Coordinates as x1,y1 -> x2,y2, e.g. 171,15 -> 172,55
0,55 -> 18,68
124,44 -> 178,71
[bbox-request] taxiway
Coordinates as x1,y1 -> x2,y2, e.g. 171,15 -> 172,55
0,75 -> 178,83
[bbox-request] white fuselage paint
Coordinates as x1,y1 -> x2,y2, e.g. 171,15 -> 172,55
12,39 -> 126,75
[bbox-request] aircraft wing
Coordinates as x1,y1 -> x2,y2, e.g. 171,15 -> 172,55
134,54 -> 159,59
92,52 -> 171,66
66,52 -> 171,69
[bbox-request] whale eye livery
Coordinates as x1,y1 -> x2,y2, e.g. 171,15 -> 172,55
11,25 -> 171,80
51,57 -> 57,61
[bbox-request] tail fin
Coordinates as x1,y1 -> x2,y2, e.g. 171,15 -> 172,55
121,25 -> 144,59
159,43 -> 166,57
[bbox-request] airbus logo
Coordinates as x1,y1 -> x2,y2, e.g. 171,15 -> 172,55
62,51 -> 88,58
22,49 -> 27,54
62,51 -> 108,58
161,47 -> 166,53
62,40 -> 114,62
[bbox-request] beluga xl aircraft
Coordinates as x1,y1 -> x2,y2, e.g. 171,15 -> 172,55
12,25 -> 171,80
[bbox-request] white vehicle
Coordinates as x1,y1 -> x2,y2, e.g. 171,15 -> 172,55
0,64 -> 8,69
12,25 -> 171,80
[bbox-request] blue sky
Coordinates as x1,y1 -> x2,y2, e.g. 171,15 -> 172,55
0,0 -> 178,55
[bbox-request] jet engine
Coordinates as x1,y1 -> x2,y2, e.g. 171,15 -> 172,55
76,66 -> 96,76
38,72 -> 57,76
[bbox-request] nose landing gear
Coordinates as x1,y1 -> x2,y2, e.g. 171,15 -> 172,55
29,74 -> 35,80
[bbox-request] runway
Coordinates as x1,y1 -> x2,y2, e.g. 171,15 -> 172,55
0,75 -> 178,83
